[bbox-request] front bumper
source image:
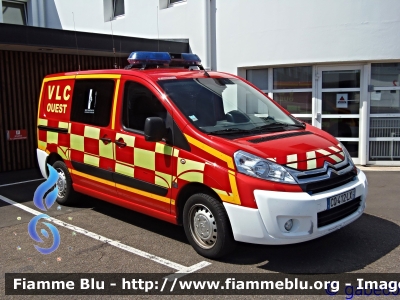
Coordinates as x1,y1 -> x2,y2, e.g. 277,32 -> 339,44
224,170 -> 368,245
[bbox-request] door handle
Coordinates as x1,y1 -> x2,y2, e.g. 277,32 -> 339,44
100,136 -> 112,145
114,138 -> 127,147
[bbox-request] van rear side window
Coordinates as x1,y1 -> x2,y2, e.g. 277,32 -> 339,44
70,79 -> 115,127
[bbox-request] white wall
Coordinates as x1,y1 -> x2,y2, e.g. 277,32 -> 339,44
215,0 -> 400,74
8,0 -> 399,74
51,0 -> 211,68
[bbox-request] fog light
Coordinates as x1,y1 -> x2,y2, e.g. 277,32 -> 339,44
284,219 -> 293,231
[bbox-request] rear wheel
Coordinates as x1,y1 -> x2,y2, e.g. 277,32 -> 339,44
52,161 -> 78,205
183,193 -> 236,258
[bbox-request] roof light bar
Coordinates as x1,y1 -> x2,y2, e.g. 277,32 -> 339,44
127,51 -> 171,66
170,53 -> 202,67
125,51 -> 203,70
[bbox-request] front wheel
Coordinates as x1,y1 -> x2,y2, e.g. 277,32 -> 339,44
52,161 -> 79,205
183,193 -> 236,258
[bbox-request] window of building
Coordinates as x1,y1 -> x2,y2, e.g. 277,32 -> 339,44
2,0 -> 27,25
123,81 -> 167,132
71,80 -> 115,127
104,0 -> 124,21
169,0 -> 187,6
369,63 -> 400,161
113,0 -> 124,17
273,66 -> 312,89
246,66 -> 312,123
246,69 -> 268,91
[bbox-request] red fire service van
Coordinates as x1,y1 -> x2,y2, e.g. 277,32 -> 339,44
37,52 -> 368,258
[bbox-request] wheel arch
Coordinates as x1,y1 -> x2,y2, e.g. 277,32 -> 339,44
175,182 -> 222,225
45,152 -> 64,176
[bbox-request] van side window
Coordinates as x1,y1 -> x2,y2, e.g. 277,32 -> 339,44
70,79 -> 115,127
122,81 -> 167,132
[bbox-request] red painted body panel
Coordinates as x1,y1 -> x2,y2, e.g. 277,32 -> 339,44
73,184 -> 178,224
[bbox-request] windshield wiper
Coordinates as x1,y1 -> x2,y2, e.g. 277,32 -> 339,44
207,128 -> 253,135
252,121 -> 305,131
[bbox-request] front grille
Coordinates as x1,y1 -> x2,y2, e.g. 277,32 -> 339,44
317,196 -> 361,228
303,171 -> 356,194
290,155 -> 357,194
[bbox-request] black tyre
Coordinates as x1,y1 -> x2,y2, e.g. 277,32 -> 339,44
52,161 -> 79,205
183,193 -> 236,258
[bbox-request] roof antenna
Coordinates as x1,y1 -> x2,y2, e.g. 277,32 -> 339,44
157,6 -> 160,51
119,38 -> 122,69
110,17 -> 117,69
72,12 -> 81,71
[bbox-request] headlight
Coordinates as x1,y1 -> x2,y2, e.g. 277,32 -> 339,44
234,150 -> 296,184
339,142 -> 358,173
339,142 -> 355,165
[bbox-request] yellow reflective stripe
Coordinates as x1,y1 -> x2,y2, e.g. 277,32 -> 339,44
38,118 -> 48,126
84,154 -> 100,167
306,151 -> 316,159
177,159 -> 205,175
84,126 -> 100,139
115,163 -> 134,177
76,74 -> 121,79
38,141 -> 47,150
99,141 -> 113,159
212,188 -> 229,196
287,163 -> 298,169
116,183 -> 170,204
72,170 -> 115,187
37,81 -> 45,129
58,122 -> 69,129
47,131 -> 58,144
57,146 -> 69,160
155,171 -> 172,188
316,149 -> 330,156
156,143 -> 173,156
227,171 -> 241,205
70,134 -> 84,151
73,169 -> 170,204
307,159 -> 317,170
179,171 -> 203,182
173,149 -> 180,157
329,154 -> 342,163
134,148 -> 155,170
43,75 -> 75,83
184,134 -> 234,169
111,79 -> 120,130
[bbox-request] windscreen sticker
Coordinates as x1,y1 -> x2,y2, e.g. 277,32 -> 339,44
84,89 -> 96,114
189,115 -> 198,122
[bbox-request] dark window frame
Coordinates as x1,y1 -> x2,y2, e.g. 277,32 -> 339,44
70,79 -> 115,127
2,0 -> 28,25
121,80 -> 168,134
112,0 -> 125,18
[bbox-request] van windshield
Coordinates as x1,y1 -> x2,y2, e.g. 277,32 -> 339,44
157,78 -> 303,137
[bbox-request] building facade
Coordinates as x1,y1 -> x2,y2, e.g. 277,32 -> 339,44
1,0 -> 400,167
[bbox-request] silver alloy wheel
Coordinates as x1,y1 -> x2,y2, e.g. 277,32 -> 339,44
188,204 -> 217,249
56,168 -> 67,199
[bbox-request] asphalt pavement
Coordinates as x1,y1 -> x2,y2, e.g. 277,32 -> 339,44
0,167 -> 399,299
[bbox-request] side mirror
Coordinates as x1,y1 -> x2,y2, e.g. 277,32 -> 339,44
144,117 -> 166,142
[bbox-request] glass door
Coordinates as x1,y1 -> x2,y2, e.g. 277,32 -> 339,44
315,66 -> 363,163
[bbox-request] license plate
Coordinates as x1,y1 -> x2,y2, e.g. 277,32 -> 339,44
327,189 -> 356,209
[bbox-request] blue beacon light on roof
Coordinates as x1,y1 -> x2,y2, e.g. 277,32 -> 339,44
127,51 -> 171,65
